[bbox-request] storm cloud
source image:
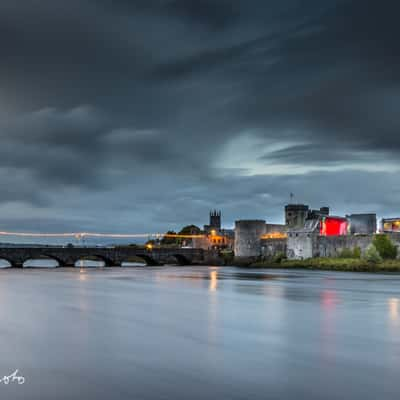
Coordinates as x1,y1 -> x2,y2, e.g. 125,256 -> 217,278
0,0 -> 399,236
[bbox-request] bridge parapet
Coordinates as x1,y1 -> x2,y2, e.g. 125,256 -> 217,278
0,247 -> 208,267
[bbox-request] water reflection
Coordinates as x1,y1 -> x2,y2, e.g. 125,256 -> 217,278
79,268 -> 87,281
321,290 -> 339,310
388,298 -> 399,324
75,259 -> 104,268
209,270 -> 218,292
0,259 -> 11,268
2,267 -> 400,400
207,269 -> 219,349
320,290 -> 339,360
23,258 -> 58,268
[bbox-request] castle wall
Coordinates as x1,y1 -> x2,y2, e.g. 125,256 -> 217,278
388,232 -> 400,244
287,232 -> 315,259
261,238 -> 287,258
316,235 -> 372,257
388,232 -> 400,256
265,224 -> 287,234
287,233 -> 400,260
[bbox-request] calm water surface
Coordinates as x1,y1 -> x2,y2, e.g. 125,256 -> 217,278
1,266 -> 400,399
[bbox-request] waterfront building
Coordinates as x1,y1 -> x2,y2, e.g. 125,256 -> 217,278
381,218 -> 400,233
193,211 -> 234,250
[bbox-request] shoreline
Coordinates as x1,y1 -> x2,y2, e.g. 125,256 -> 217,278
244,258 -> 400,272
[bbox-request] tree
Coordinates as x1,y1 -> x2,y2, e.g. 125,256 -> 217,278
338,248 -> 353,258
338,247 -> 361,259
363,244 -> 382,264
160,231 -> 179,245
373,234 -> 398,259
160,226 -> 202,247
178,225 -> 201,235
178,225 -> 201,247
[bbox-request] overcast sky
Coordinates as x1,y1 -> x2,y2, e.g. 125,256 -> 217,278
0,0 -> 399,234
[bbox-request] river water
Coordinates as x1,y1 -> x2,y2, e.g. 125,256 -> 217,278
0,266 -> 399,399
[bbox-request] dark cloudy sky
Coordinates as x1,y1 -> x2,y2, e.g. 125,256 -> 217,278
1,0 -> 399,234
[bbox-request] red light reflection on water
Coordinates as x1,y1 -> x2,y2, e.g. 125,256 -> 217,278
321,290 -> 339,309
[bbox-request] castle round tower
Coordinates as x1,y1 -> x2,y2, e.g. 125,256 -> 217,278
234,220 -> 266,259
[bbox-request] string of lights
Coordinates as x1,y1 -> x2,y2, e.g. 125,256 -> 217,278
0,231 -> 206,239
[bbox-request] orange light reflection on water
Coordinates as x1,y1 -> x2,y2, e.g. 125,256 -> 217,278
209,270 -> 218,292
79,268 -> 87,281
388,298 -> 399,324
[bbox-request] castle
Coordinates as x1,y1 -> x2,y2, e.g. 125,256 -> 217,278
234,204 -> 400,261
191,206 -> 400,261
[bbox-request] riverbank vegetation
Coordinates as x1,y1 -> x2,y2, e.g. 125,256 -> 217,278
250,258 -> 400,272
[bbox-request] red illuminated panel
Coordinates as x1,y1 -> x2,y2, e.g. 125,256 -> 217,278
320,217 -> 348,236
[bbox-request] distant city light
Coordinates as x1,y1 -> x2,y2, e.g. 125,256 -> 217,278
260,232 -> 288,239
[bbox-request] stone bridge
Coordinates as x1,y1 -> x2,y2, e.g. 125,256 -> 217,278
0,246 -> 210,268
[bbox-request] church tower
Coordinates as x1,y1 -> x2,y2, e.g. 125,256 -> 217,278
209,210 -> 221,230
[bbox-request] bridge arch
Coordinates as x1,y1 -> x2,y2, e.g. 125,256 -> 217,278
131,254 -> 159,266
0,258 -> 13,268
119,255 -> 147,267
22,255 -> 63,268
171,254 -> 191,266
74,255 -> 114,267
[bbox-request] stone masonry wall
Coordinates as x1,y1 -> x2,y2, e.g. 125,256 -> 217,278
261,238 -> 287,258
287,232 -> 315,260
287,233 -> 400,260
316,235 -> 373,257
